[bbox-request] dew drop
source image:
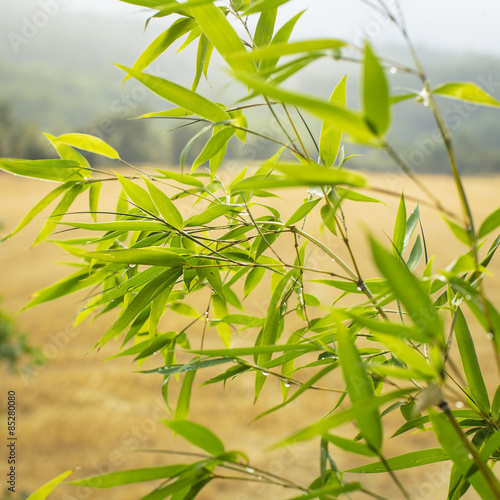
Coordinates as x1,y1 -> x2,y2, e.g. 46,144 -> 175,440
129,264 -> 137,268
261,371 -> 269,377
356,286 -> 363,292
455,401 -> 464,409
465,295 -> 472,301
284,381 -> 291,388
390,66 -> 398,74
467,453 -> 473,460
331,258 -> 335,262
205,316 -> 210,322
245,467 -> 255,474
438,275 -> 447,282
487,332 -> 494,340
153,351 -> 158,355
256,475 -> 263,480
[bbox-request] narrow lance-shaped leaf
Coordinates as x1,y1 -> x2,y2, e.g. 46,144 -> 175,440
319,75 -> 346,167
144,178 -> 184,230
0,159 -> 82,182
26,470 -> 73,500
68,465 -> 189,488
429,409 -> 500,499
337,320 -> 383,450
346,449 -> 448,473
392,192 -> 406,256
124,17 -> 196,82
454,308 -> 490,413
433,82 -> 500,107
233,71 -> 376,143
0,182 -> 71,242
370,237 -> 444,344
116,172 -> 158,215
34,183 -> 85,246
163,420 -> 225,456
188,2 -> 255,73
116,64 -> 230,123
192,127 -> 235,171
363,42 -> 390,136
54,133 -> 120,159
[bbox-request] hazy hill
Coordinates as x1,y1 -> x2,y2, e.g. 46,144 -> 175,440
1,3 -> 499,173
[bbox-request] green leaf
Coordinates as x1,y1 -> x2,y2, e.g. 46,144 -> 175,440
244,0 -> 290,14
163,420 -> 225,456
96,268 -> 182,348
363,42 -> 390,136
259,10 -> 305,74
323,433 -> 376,457
116,64 -> 230,123
403,204 -> 420,253
1,183 -> 71,242
370,237 -> 443,344
27,470 -> 73,500
444,216 -> 473,245
454,308 -> 490,413
275,389 -> 413,447
233,163 -> 366,191
337,321 -> 382,450
479,208 -> 500,238
185,204 -> 236,226
346,449 -> 448,473
44,132 -> 91,168
124,17 -> 196,82
254,8 -> 277,48
346,312 -> 430,343
429,409 -> 500,498
407,234 -> 423,271
284,483 -> 362,500
34,183 -> 85,245
22,267 -> 108,311
285,198 -> 321,225
156,168 -> 205,188
116,172 -> 158,215
57,220 -> 168,233
175,370 -> 196,420
392,193 -> 406,256
433,82 -> 500,107
145,178 -> 184,230
236,39 -> 347,62
54,133 -> 119,159
189,3 -> 255,73
89,181 -> 102,222
60,245 -> 187,267
0,159 -> 82,182
233,72 -> 376,143
319,76 -> 346,167
192,127 -> 235,170
68,465 -> 188,488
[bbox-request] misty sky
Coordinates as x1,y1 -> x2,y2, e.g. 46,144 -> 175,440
64,0 -> 500,55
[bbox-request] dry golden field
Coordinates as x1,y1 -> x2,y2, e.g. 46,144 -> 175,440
1,170 -> 499,500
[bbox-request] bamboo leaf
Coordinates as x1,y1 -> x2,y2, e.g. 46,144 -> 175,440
433,82 -> 500,107
392,193 -> 406,256
319,76 -> 346,167
68,465 -> 188,488
346,449 -> 448,473
233,72 -> 376,143
188,2 -> 255,73
479,208 -> 500,238
163,420 -> 225,456
454,308 -> 490,413
116,172 -> 158,215
116,64 -> 230,123
0,159 -> 82,182
337,321 -> 383,450
192,127 -> 235,170
27,470 -> 73,500
54,133 -> 120,159
370,237 -> 443,344
145,178 -> 184,229
363,42 -> 390,136
175,370 -> 196,420
285,198 -> 321,225
124,17 -> 196,82
1,183 -> 71,242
